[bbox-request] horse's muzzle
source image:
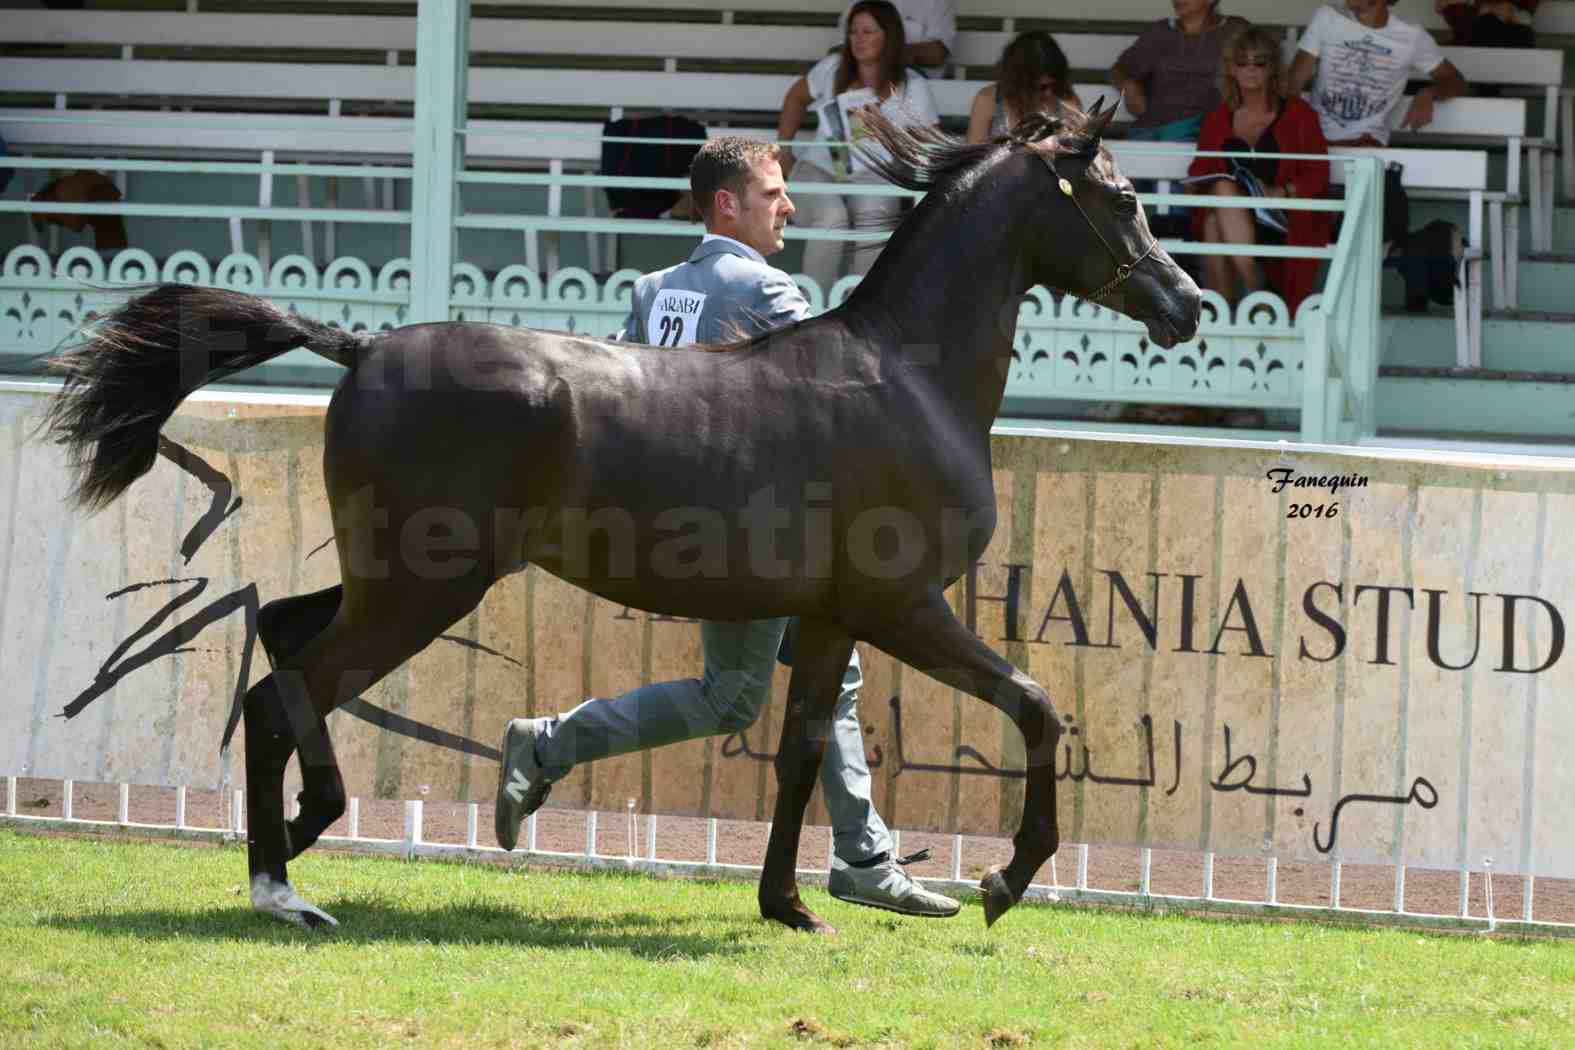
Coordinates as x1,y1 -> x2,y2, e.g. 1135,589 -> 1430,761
1144,267 -> 1202,349
1144,297 -> 1201,349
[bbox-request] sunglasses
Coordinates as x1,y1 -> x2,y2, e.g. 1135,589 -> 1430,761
1234,56 -> 1272,68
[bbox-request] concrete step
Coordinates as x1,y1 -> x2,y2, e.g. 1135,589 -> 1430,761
1512,256 -> 1575,313
1383,313 -> 1575,372
1376,370 -> 1575,438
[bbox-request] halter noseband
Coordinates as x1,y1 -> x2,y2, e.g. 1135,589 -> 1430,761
1044,153 -> 1158,304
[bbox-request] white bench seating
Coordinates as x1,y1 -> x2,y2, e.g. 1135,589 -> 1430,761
0,56 -> 1133,122
176,0 -> 1572,34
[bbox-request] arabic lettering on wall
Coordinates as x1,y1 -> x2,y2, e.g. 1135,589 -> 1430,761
723,695 -> 1441,856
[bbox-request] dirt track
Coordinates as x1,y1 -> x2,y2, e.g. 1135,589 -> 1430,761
9,777 -> 1572,926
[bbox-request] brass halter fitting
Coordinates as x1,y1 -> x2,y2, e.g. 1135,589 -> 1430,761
1044,154 -> 1158,304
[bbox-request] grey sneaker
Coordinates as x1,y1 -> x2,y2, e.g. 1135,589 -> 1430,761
827,852 -> 960,918
494,717 -> 553,851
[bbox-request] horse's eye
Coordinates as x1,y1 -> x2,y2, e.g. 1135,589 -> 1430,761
1115,194 -> 1139,214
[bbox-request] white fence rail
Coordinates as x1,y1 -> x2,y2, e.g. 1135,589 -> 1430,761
5,774 -> 1568,936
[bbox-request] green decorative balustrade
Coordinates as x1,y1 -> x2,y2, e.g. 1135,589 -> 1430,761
0,0 -> 1382,442
3,244 -> 1317,427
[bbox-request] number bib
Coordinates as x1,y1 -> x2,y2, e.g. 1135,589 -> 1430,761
647,289 -> 706,348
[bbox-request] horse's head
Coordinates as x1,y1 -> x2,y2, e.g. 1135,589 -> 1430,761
1020,103 -> 1201,348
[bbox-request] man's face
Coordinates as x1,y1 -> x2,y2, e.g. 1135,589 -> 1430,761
727,158 -> 795,257
1344,0 -> 1386,19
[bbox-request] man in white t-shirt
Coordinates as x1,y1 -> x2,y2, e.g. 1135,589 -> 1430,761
837,0 -> 956,76
1289,0 -> 1468,145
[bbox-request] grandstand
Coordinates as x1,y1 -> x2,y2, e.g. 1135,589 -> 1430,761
3,0 -> 1574,448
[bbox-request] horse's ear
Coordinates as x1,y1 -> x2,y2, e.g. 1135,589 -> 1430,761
1084,99 -> 1117,143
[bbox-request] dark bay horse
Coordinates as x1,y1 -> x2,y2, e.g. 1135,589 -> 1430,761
41,103 -> 1200,933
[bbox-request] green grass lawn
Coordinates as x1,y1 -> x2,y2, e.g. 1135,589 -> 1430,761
2,828 -> 1573,1049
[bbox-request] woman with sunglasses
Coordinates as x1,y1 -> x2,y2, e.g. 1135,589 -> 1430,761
1187,25 -> 1331,311
964,31 -> 1081,144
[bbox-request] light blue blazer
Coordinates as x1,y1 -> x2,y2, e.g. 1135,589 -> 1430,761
618,237 -> 810,346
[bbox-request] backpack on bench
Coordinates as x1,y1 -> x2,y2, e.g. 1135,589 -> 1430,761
600,116 -> 708,219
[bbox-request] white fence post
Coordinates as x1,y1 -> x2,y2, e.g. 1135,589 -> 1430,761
403,800 -> 423,858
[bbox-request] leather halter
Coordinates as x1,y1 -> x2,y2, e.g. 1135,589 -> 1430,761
1042,152 -> 1158,304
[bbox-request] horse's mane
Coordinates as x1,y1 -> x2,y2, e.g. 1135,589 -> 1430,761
684,108 -> 1098,355
855,106 -> 1098,195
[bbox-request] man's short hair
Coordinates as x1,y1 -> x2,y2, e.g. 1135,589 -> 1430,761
690,137 -> 781,221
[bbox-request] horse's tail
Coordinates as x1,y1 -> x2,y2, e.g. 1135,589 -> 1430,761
40,283 -> 365,510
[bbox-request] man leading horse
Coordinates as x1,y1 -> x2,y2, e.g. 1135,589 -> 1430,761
495,137 -> 960,923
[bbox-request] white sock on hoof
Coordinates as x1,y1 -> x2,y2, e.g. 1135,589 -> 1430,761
250,874 -> 338,929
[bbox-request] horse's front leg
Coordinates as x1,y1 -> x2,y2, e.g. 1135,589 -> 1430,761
758,617 -> 855,934
857,591 -> 1062,927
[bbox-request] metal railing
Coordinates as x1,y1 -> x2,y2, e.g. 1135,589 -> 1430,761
2,131 -> 1378,440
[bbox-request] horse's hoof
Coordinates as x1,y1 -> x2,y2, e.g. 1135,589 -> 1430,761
251,875 -> 339,931
760,900 -> 837,935
980,866 -> 1017,928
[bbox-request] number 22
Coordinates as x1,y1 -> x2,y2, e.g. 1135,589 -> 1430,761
657,315 -> 686,347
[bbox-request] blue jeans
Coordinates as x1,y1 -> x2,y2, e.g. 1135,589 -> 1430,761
534,616 -> 892,863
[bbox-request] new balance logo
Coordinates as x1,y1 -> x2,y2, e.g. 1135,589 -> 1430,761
505,768 -> 531,804
877,870 -> 906,897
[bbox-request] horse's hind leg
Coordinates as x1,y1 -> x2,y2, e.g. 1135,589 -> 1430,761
855,591 -> 1062,928
257,585 -> 347,858
758,617 -> 856,934
242,670 -> 341,929
258,586 -> 342,664
246,574 -> 494,929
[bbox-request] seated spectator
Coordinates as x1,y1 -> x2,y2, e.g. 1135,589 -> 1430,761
966,31 -> 1082,144
1292,1 -> 1469,311
1111,0 -> 1248,141
31,170 -> 128,255
777,0 -> 940,295
1189,25 -> 1332,311
1438,0 -> 1537,47
1289,0 -> 1468,146
837,0 -> 956,77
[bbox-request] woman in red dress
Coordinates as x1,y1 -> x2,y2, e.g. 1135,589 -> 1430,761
1188,25 -> 1331,312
